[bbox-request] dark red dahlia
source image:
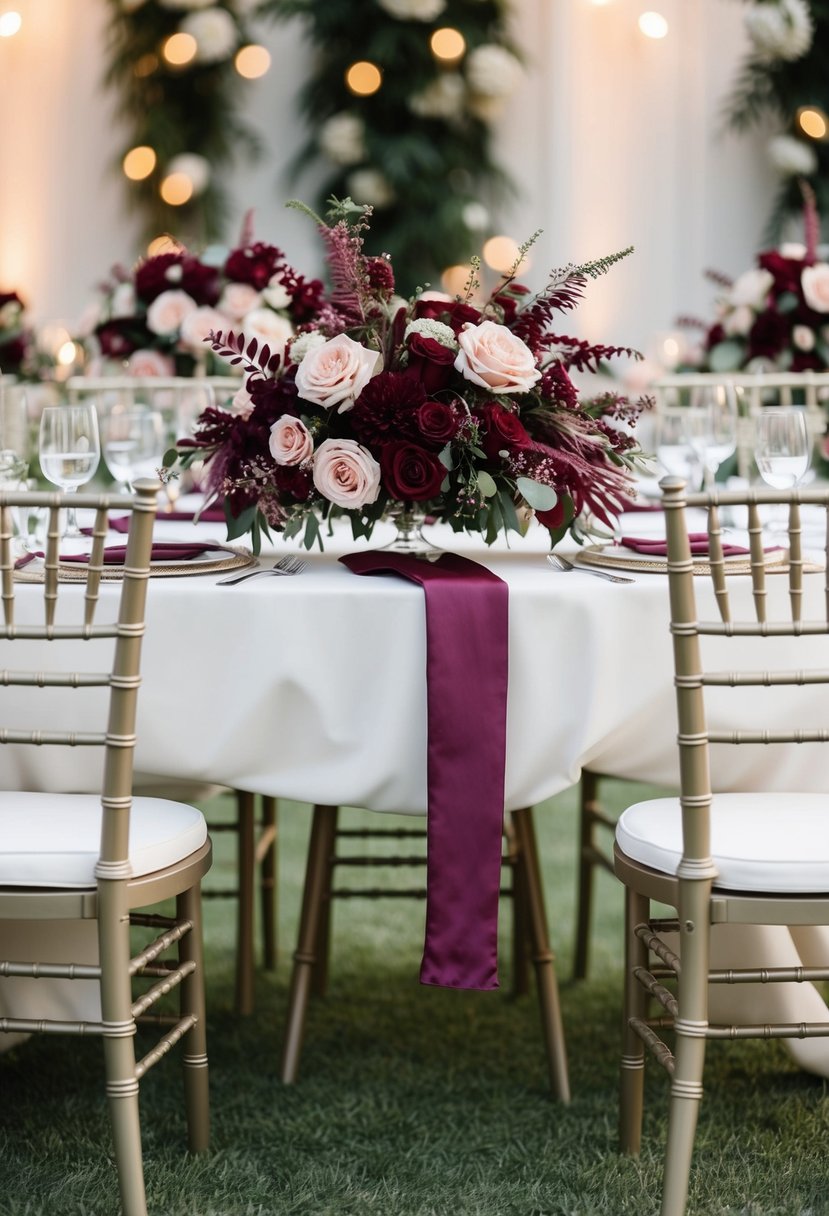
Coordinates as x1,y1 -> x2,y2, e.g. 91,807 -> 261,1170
380,441 -> 445,502
280,269 -> 326,324
364,255 -> 395,298
225,242 -> 283,291
272,464 -> 313,502
349,372 -> 427,447
134,253 -> 219,306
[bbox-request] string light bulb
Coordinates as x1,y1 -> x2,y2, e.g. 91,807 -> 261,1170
797,106 -> 828,140
0,10 -> 22,37
162,32 -> 197,67
159,172 -> 194,206
345,61 -> 383,97
638,11 -> 669,38
430,28 -> 466,63
235,44 -> 271,79
122,146 -> 157,182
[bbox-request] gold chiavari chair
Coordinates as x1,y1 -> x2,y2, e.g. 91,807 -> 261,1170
280,803 -> 570,1103
614,476 -> 829,1215
0,481 -> 210,1216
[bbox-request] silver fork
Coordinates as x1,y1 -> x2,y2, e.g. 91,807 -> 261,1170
547,553 -> 635,584
217,555 -> 307,585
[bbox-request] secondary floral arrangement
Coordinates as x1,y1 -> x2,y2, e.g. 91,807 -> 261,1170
0,291 -> 33,378
78,216 -> 324,378
679,188 -> 829,374
170,199 -> 646,550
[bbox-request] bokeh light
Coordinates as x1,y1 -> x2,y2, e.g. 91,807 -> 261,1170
159,172 -> 194,206
0,10 -> 22,37
430,28 -> 466,63
345,61 -> 383,97
638,11 -> 669,38
441,264 -> 474,296
162,32 -> 197,67
797,107 -> 828,140
122,146 -> 157,182
482,235 -> 525,274
235,44 -> 271,79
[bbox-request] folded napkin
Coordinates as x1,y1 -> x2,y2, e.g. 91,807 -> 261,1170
58,540 -> 219,564
617,495 -> 663,514
619,533 -> 752,558
101,506 -> 226,535
341,551 -> 508,992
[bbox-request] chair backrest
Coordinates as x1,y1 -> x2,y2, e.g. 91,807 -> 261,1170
654,372 -> 829,478
0,481 -> 157,876
662,475 -> 829,871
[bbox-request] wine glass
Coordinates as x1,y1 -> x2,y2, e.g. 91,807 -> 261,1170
38,404 -> 101,550
102,406 -> 165,491
754,407 -> 810,535
688,384 -> 738,488
654,407 -> 701,487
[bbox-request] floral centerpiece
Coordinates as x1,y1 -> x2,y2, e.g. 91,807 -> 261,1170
78,215 -> 325,378
0,291 -> 33,378
680,187 -> 829,375
170,199 -> 646,551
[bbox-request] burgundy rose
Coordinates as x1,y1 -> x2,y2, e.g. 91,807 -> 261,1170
413,297 -> 482,334
758,251 -> 804,296
747,310 -> 789,360
180,256 -> 221,305
404,332 -> 457,393
134,253 -> 219,305
478,403 -> 533,461
225,242 -> 283,290
95,318 -> 152,358
415,399 -> 461,447
491,283 -> 531,326
381,441 -> 446,502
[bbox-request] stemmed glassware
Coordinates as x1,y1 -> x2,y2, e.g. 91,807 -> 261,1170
753,407 -> 810,535
654,407 -> 702,486
102,406 -> 165,492
688,383 -> 738,488
38,404 -> 101,551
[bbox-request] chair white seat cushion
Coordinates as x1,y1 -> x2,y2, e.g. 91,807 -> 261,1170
0,792 -> 208,888
616,792 -> 829,893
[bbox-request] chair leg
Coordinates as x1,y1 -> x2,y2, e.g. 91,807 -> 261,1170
510,806 -> 570,1103
573,769 -> 600,980
619,887 -> 649,1155
280,804 -> 338,1084
311,805 -> 338,999
178,885 -> 210,1154
234,790 -> 256,1017
259,796 -> 278,971
660,883 -> 711,1216
97,881 -> 147,1216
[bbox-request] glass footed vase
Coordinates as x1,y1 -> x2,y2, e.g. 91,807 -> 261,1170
378,504 -> 442,560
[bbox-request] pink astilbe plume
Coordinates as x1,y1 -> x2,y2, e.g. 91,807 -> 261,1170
801,179 -> 820,264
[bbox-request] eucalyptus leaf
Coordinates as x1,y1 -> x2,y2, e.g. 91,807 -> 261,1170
708,340 -> 745,374
438,443 -> 454,471
515,477 -> 558,511
477,470 -> 498,498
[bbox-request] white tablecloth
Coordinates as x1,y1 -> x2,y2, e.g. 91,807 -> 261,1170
3,505 -> 829,1075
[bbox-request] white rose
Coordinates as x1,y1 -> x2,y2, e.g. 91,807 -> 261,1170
294,333 -> 382,411
723,304 -> 754,337
269,415 -> 314,466
126,349 -> 175,377
312,438 -> 381,510
110,282 -> 137,319
180,7 -> 238,63
793,324 -> 816,351
454,320 -> 541,393
802,264 -> 829,313
146,289 -> 197,336
377,0 -> 446,20
241,307 -> 294,354
728,268 -> 774,310
319,113 -> 366,166
179,305 -> 228,350
768,134 -> 818,178
346,168 -> 395,209
219,282 -> 261,320
166,153 -> 211,196
262,276 -> 292,310
744,0 -> 813,61
465,44 -> 523,98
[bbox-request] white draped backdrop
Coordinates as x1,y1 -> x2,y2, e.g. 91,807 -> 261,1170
0,0 -> 780,356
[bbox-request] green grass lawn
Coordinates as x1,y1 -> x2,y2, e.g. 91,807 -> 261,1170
1,781 -> 828,1215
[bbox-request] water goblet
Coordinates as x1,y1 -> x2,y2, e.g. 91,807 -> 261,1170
754,407 -> 810,535
102,406 -> 165,492
654,407 -> 701,488
38,404 -> 101,551
688,383 -> 738,488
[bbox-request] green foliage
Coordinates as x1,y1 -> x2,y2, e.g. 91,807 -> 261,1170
102,1 -> 264,248
722,1 -> 829,242
261,0 -> 521,295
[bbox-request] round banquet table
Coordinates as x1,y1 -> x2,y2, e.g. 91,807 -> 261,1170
2,503 -> 829,1077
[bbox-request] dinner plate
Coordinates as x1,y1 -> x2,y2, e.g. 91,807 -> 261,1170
13,545 -> 255,581
576,543 -> 794,576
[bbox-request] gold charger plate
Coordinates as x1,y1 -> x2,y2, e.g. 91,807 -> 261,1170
13,546 -> 255,582
574,544 -> 815,577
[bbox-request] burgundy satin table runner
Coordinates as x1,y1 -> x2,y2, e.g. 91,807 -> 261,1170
340,551 -> 509,991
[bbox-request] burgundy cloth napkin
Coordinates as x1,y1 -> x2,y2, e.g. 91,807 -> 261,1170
617,495 -> 663,514
341,551 -> 509,991
105,507 -> 226,534
619,533 -> 752,558
58,540 -> 219,564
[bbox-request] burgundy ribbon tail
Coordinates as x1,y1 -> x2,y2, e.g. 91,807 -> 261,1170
341,551 -> 509,991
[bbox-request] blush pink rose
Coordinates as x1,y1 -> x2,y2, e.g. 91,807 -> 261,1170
312,438 -> 381,509
126,349 -> 175,377
269,414 -> 314,466
218,282 -> 261,320
146,288 -> 198,336
802,264 -> 829,313
295,333 -> 383,412
230,385 -> 254,418
454,320 -> 541,393
179,306 -> 229,350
